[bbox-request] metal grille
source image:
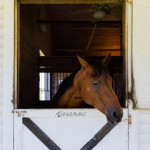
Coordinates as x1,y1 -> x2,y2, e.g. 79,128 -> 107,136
39,72 -> 71,101
51,73 -> 71,99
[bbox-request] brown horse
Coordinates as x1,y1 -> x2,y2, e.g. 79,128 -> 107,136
52,55 -> 123,124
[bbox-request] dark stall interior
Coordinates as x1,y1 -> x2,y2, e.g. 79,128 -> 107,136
18,3 -> 125,108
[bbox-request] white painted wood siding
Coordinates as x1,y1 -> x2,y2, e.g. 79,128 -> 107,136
3,0 -> 14,149
0,0 -> 4,149
129,110 -> 150,150
132,0 -> 150,108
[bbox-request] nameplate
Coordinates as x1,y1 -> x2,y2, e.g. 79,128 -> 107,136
55,111 -> 86,117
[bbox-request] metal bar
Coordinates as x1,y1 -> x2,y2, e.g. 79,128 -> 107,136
23,118 -> 61,150
80,122 -> 116,150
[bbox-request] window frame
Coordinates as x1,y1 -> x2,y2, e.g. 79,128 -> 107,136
14,0 -> 130,109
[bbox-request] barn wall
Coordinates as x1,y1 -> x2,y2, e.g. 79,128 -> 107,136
1,0 -> 150,149
19,5 -> 39,108
19,5 -> 52,108
0,0 -> 4,149
38,5 -> 52,56
129,110 -> 150,150
128,1 -> 150,149
3,0 -> 14,149
132,0 -> 150,108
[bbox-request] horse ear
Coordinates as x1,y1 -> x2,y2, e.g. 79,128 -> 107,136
101,53 -> 111,66
77,56 -> 88,68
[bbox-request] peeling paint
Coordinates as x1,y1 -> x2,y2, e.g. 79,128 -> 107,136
128,114 -> 132,125
131,77 -> 138,108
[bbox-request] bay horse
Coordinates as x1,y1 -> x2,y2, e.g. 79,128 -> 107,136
52,55 -> 123,124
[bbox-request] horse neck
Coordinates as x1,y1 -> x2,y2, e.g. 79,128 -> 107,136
70,69 -> 84,100
56,70 -> 84,108
52,68 -> 84,108
56,85 -> 82,108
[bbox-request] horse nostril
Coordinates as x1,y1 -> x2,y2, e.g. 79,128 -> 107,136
111,110 -> 122,123
106,108 -> 123,124
112,111 -> 118,119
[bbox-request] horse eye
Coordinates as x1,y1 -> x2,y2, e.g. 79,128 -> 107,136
92,80 -> 98,85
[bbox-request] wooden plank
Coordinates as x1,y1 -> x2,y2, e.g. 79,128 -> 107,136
53,51 -> 121,56
90,28 -> 121,49
39,67 -> 78,73
19,0 -> 123,4
39,56 -> 80,72
38,56 -> 123,72
50,22 -> 122,28
53,49 -> 121,52
80,122 -> 116,150
23,118 -> 62,150
51,24 -> 121,50
19,5 -> 39,108
38,56 -> 123,65
39,56 -> 80,66
4,0 -> 15,149
37,21 -> 122,25
43,4 -> 122,22
23,118 -> 118,150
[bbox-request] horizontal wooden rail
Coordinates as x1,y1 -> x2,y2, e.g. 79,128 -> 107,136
38,56 -> 123,73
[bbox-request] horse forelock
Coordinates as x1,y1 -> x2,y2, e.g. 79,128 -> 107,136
88,59 -> 108,78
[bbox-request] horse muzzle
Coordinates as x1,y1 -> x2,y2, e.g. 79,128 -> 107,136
105,108 -> 123,124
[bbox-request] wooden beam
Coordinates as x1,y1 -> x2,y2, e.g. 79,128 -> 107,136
23,118 -> 61,150
19,0 -> 123,4
53,51 -> 121,56
39,56 -> 80,72
53,49 -> 121,52
80,122 -> 116,150
37,20 -> 122,25
51,23 -> 121,50
38,56 -> 123,73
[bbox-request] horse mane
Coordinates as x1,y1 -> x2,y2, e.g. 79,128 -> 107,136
52,58 -> 108,102
52,68 -> 80,101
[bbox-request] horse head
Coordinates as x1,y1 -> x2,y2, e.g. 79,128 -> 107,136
73,55 -> 123,124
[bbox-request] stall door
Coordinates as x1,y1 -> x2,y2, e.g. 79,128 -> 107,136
14,109 -> 128,150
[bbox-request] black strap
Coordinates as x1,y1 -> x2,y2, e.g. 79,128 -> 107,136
23,118 -> 117,150
23,118 -> 62,150
80,122 -> 116,150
